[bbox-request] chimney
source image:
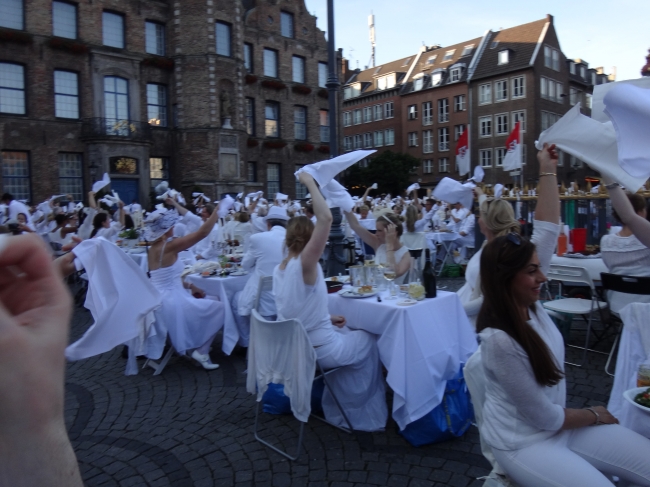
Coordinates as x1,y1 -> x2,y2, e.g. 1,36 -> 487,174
546,14 -> 554,24
341,57 -> 351,82
642,49 -> 650,77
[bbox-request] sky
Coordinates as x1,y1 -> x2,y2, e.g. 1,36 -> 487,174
304,0 -> 649,82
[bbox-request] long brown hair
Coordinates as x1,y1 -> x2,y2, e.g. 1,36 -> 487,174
476,235 -> 563,387
285,216 -> 314,255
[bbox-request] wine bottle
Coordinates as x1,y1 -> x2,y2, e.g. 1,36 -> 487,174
423,248 -> 437,298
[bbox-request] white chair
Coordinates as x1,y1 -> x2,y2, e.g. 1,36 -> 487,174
253,275 -> 274,315
401,231 -> 426,268
543,264 -> 608,367
247,310 -> 353,461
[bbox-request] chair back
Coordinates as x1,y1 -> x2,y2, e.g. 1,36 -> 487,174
254,275 -> 274,313
547,264 -> 596,291
246,310 -> 317,422
600,273 -> 650,295
401,232 -> 426,268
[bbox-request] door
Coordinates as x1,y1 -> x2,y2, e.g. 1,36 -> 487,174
111,179 -> 139,204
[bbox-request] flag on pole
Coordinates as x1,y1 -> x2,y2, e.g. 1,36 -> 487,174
502,122 -> 522,170
456,126 -> 470,176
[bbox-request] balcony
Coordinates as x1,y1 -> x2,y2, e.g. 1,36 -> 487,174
81,118 -> 152,142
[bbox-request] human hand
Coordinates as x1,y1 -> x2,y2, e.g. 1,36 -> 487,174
330,315 -> 346,328
590,406 -> 619,425
537,143 -> 558,172
165,197 -> 176,207
385,223 -> 398,247
190,285 -> 206,299
118,200 -> 125,208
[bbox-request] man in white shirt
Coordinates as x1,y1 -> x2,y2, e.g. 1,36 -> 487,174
452,212 -> 476,262
232,206 -> 289,347
449,202 -> 469,232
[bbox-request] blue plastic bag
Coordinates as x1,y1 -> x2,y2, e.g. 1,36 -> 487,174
262,379 -> 324,415
399,366 -> 475,447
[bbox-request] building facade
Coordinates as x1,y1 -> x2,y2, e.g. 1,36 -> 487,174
0,0 -> 339,205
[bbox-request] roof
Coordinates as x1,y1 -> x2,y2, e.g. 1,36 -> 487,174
343,55 -> 417,99
470,17 -> 549,80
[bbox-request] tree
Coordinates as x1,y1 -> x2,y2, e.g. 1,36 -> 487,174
342,151 -> 420,196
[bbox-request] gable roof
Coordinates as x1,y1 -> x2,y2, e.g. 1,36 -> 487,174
343,55 -> 417,99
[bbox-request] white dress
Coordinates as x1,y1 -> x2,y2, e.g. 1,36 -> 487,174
374,244 -> 409,284
273,257 -> 388,432
149,257 -> 225,354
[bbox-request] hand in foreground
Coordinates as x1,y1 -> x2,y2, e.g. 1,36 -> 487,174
589,406 -> 619,425
537,143 -> 558,171
330,315 -> 346,328
0,234 -> 82,485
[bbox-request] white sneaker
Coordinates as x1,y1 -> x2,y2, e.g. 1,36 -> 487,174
191,350 -> 220,370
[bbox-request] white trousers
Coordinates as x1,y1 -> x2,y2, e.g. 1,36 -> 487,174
492,424 -> 650,487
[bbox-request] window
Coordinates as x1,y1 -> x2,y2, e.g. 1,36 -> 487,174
548,80 -> 555,100
353,134 -> 362,149
407,104 -> 417,120
512,76 -> 525,98
580,66 -> 586,79
479,115 -> 492,137
479,83 -> 491,105
363,106 -> 372,123
265,101 -> 279,137
439,158 -> 449,173
480,149 -> 492,168
408,132 -> 418,147
0,0 -> 23,29
540,77 -> 548,98
374,130 -> 383,147
449,67 -> 461,82
295,165 -> 307,198
512,110 -> 526,132
102,11 -> 124,48
267,163 -> 281,197
1,151 -> 30,201
58,153 -> 83,201
145,21 -> 165,55
54,70 -> 79,119
402,57 -> 412,67
552,50 -> 560,71
556,81 -> 563,102
363,133 -> 372,149
343,137 -> 352,151
377,74 -> 396,90
569,62 -> 575,75
319,109 -> 329,143
384,101 -> 394,118
53,1 -> 77,39
413,75 -> 424,91
586,93 -> 593,109
591,72 -> 597,85
373,104 -> 382,121
422,101 -> 433,125
146,84 -> 167,127
423,130 -> 433,153
353,109 -> 361,125
461,45 -> 474,56
454,124 -> 465,141
280,11 -> 294,38
215,21 -> 232,57
498,50 -> 509,65
343,83 -> 360,99
103,76 -> 129,127
496,113 -> 508,135
541,111 -> 549,131
544,46 -> 552,68
244,43 -> 253,72
423,160 -> 432,174
454,94 -> 466,112
247,162 -> 257,182
438,98 -> 449,123
443,50 -> 455,62
495,147 -> 507,167
385,128 -> 395,146
495,79 -> 508,101
263,49 -> 278,78
431,72 -> 443,86
438,127 -> 449,151
318,62 -> 327,88
291,55 -> 305,83
569,87 -> 578,106
490,40 -> 499,49
426,55 -> 437,65
245,97 -> 255,135
343,111 -> 351,127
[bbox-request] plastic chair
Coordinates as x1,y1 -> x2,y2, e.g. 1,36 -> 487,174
600,273 -> 650,376
543,264 -> 608,367
247,310 -> 353,461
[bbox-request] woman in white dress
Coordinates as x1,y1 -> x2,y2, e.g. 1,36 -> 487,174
274,172 -> 388,431
49,214 -> 77,247
144,205 -> 225,370
89,192 -> 125,242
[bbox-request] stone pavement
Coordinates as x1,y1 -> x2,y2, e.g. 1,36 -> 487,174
64,278 -> 616,487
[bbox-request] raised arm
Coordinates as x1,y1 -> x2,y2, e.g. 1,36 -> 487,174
534,143 -> 560,224
165,197 -> 188,217
606,181 -> 650,247
165,202 -> 219,253
88,191 -> 97,210
411,190 -> 423,214
117,201 -> 125,228
299,173 -> 332,285
361,185 -> 374,202
343,210 -> 381,250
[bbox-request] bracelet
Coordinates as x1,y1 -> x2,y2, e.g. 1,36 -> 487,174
605,182 -> 620,190
585,407 -> 600,425
539,172 -> 557,177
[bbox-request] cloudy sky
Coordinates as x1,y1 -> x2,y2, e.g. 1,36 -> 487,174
304,0 -> 648,81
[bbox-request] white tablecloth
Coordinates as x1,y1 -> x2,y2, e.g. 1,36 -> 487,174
125,249 -> 148,273
327,289 -> 477,429
551,255 -> 608,283
185,273 -> 251,355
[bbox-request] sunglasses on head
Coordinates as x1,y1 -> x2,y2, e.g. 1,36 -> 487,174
506,233 -> 522,245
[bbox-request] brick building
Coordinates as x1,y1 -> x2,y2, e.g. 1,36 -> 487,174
0,0 -> 339,205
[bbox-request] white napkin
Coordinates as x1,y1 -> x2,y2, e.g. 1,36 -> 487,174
371,183 -> 378,190
472,166 -> 485,183
320,179 -> 354,212
592,77 -> 650,123
217,195 -> 235,218
535,104 -> 647,193
493,183 -> 504,199
92,173 -> 110,193
192,192 -> 211,205
294,150 -> 376,187
246,191 -> 263,200
432,177 -> 474,209
155,181 -> 169,195
603,83 -> 650,180
276,192 -> 288,201
406,183 -> 420,194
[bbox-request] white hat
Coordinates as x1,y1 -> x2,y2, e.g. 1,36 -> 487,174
264,206 -> 289,221
142,209 -> 181,241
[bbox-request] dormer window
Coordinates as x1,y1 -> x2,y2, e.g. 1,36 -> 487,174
580,66 -> 586,79
449,67 -> 462,82
377,73 -> 396,90
431,71 -> 443,87
374,66 -> 382,75
343,83 -> 361,100
591,72 -> 596,85
461,44 -> 474,56
413,74 -> 424,91
569,62 -> 575,75
490,40 -> 499,49
443,50 -> 455,62
498,50 -> 509,65
402,57 -> 412,67
426,55 -> 437,65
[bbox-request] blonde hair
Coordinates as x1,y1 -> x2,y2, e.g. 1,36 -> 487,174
405,205 -> 419,233
285,216 -> 314,255
376,212 -> 403,237
479,199 -> 520,237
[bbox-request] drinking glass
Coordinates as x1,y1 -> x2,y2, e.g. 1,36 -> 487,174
383,264 -> 397,299
364,254 -> 375,266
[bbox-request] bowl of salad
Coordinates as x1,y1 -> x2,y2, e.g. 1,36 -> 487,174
623,387 -> 650,413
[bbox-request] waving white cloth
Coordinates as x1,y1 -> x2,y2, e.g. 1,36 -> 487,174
294,150 -> 376,187
493,183 -> 504,199
92,173 -> 111,193
472,166 -> 485,183
320,179 -> 354,212
217,195 -> 235,218
192,192 -> 211,205
66,238 -> 163,375
535,104 -> 647,192
433,177 -> 473,209
603,83 -> 650,180
406,183 -> 420,194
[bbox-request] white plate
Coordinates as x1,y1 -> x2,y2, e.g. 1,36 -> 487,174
338,289 -> 377,299
623,387 -> 650,414
229,271 -> 248,276
397,299 -> 417,306
563,253 -> 601,259
325,276 -> 350,283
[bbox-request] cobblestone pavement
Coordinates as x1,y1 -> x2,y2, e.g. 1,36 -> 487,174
65,278 -> 616,486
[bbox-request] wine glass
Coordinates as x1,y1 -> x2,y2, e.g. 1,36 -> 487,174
383,264 -> 397,300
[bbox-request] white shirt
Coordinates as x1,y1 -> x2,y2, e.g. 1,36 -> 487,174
7,200 -> 34,229
458,213 -> 475,236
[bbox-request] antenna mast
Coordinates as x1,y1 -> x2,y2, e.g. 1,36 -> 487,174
368,13 -> 376,68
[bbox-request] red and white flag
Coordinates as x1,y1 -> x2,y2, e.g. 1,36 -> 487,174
502,122 -> 522,170
455,126 -> 470,176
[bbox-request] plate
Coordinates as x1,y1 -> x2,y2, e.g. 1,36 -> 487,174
397,299 -> 417,306
325,276 -> 350,283
623,387 -> 650,414
338,289 -> 377,299
562,253 -> 602,259
229,271 -> 248,276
